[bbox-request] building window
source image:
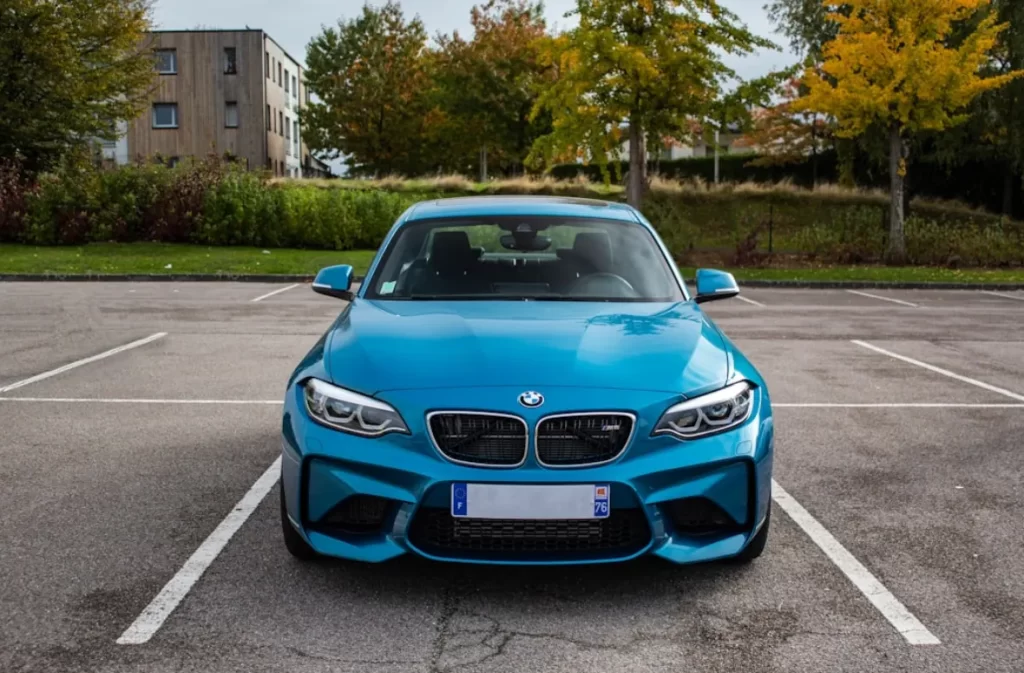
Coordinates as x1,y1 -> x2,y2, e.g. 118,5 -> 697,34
224,47 -> 237,75
152,103 -> 178,129
279,110 -> 284,137
225,102 -> 239,128
167,156 -> 181,168
155,49 -> 177,74
306,87 -> 311,105
292,75 -> 297,98
284,69 -> 289,94
266,104 -> 271,131
265,52 -> 270,78
293,120 -> 299,155
278,62 -> 282,86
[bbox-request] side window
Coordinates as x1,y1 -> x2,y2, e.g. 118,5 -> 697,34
225,102 -> 239,128
224,47 -> 237,75
155,49 -> 177,74
152,103 -> 178,129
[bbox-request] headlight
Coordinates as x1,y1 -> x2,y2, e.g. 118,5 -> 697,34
303,378 -> 409,437
653,381 -> 754,440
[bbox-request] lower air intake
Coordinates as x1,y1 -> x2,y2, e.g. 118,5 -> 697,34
315,495 -> 393,535
664,497 -> 744,536
408,507 -> 651,559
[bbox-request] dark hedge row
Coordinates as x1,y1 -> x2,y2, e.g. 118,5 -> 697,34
550,151 -> 1024,220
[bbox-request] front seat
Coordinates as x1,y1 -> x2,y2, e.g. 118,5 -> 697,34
418,231 -> 484,294
572,231 -> 613,274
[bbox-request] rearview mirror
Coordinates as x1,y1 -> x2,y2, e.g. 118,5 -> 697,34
694,268 -> 740,304
312,265 -> 354,301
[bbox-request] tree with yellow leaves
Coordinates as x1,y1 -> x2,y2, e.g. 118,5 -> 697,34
794,0 -> 1023,263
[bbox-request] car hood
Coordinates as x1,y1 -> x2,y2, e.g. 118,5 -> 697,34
324,300 -> 730,394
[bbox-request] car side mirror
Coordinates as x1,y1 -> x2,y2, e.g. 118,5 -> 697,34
312,265 -> 354,301
694,268 -> 740,304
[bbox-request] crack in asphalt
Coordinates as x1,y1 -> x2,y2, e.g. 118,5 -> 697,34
427,601 -> 889,672
428,586 -> 461,673
284,645 -> 418,666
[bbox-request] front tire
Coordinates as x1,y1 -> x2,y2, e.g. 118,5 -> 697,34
280,481 -> 317,561
734,507 -> 770,563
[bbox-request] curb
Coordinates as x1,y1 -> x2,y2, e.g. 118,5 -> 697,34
735,280 -> 1024,290
0,273 -> 319,282
0,274 -> 1022,291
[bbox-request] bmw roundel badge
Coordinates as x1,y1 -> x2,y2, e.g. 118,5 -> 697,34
518,391 -> 544,408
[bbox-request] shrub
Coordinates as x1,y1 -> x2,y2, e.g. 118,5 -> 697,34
200,169 -> 283,246
0,160 -> 34,243
23,156 -> 99,245
91,162 -> 170,242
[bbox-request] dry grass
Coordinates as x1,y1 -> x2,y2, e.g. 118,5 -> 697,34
268,173 -> 1013,223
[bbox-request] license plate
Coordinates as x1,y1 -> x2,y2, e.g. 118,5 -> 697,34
450,483 -> 610,520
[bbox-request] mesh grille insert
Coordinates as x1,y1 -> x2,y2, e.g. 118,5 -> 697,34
409,507 -> 651,559
536,414 -> 634,466
429,413 -> 527,466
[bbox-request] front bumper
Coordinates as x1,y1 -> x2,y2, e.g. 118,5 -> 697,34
281,384 -> 773,565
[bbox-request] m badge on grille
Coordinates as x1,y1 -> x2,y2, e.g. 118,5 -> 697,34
518,391 -> 544,408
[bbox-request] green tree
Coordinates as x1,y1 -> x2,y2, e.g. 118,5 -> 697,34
431,0 -> 552,178
528,0 -> 776,209
764,0 -> 846,59
936,0 -> 1024,215
303,1 -> 432,176
0,0 -> 155,174
795,0 -> 1023,264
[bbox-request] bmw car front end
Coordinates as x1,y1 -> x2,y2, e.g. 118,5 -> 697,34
280,197 -> 773,566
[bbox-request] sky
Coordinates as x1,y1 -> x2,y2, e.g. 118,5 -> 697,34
151,0 -> 796,81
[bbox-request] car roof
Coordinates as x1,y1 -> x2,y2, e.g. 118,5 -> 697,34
405,195 -> 640,223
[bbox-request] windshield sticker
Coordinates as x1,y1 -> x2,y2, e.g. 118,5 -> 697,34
380,281 -> 397,295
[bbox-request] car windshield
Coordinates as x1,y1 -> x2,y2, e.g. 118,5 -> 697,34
365,216 -> 684,302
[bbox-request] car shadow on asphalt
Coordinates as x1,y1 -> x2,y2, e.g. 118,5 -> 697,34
303,553 -> 746,603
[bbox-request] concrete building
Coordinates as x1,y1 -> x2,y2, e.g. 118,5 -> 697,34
118,29 -> 321,177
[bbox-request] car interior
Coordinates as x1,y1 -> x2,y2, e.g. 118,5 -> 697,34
388,228 -> 654,299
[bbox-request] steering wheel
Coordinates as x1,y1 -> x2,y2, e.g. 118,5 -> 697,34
568,273 -> 638,298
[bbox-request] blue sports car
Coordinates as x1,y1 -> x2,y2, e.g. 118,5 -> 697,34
280,196 -> 773,565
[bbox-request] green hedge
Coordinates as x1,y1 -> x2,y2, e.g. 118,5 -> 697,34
1,158 -> 1021,267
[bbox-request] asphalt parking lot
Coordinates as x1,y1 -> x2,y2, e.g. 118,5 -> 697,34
2,282 -> 1024,673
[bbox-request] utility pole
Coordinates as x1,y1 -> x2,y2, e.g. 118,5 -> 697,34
714,127 -> 720,185
480,147 -> 488,182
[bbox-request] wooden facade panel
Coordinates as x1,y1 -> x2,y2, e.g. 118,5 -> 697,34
126,31 -> 268,170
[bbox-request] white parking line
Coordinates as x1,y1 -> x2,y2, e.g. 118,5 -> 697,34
852,340 -> 1024,402
117,457 -> 281,645
735,295 -> 766,307
981,290 -> 1024,302
250,284 -> 300,303
846,290 -> 919,308
0,397 -> 280,404
771,480 -> 940,645
0,333 -> 167,394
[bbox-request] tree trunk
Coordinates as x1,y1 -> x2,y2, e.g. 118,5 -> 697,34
1003,170 -> 1014,216
627,119 -> 647,210
885,124 -> 909,265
